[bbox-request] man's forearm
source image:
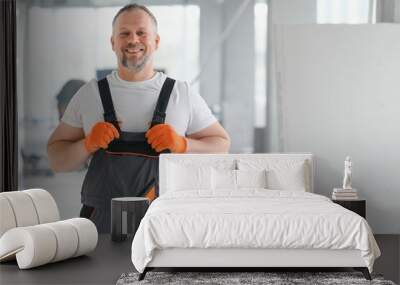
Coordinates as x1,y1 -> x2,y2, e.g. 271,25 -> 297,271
47,139 -> 91,172
186,136 -> 230,153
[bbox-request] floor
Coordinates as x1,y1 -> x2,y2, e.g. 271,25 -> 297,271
0,234 -> 133,285
1,235 -> 398,284
374,235 -> 400,284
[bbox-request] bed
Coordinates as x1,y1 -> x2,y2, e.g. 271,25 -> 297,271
131,153 -> 380,280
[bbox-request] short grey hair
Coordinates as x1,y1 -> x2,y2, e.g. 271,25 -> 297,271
112,3 -> 158,32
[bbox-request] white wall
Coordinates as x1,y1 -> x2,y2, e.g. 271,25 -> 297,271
395,0 -> 400,21
220,0 -> 255,153
275,24 -> 400,234
266,0 -> 316,152
377,0 -> 400,22
22,7 -> 98,218
198,0 -> 222,107
199,0 -> 256,153
24,7 -> 97,160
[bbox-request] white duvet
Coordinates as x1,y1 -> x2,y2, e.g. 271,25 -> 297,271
131,190 -> 380,273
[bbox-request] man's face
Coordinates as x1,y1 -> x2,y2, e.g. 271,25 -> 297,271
111,9 -> 160,73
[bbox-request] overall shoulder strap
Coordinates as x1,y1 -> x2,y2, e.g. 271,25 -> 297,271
150,77 -> 176,127
97,78 -> 120,131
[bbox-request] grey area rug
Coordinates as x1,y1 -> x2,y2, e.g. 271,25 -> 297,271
116,272 -> 396,285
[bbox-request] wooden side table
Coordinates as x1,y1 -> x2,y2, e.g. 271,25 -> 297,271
332,199 -> 366,218
111,197 -> 149,242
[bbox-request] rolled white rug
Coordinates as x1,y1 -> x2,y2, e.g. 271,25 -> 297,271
0,218 -> 98,269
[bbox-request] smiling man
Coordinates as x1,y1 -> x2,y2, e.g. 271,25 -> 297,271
47,4 -> 230,233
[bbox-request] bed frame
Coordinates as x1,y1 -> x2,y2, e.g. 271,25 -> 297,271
139,248 -> 371,280
138,154 -> 372,281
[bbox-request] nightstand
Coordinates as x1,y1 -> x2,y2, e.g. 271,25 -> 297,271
332,199 -> 366,218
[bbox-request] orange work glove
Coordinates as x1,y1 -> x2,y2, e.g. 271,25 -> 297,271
145,186 -> 157,203
145,124 -> 187,153
84,122 -> 120,153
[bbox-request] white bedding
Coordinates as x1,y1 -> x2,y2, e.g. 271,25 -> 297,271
131,190 -> 380,273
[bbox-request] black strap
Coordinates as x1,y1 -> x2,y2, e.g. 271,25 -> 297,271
98,78 -> 120,131
97,76 -> 175,130
150,77 -> 175,127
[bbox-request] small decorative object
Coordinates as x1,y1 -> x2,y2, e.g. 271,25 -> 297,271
332,156 -> 358,200
342,156 -> 352,190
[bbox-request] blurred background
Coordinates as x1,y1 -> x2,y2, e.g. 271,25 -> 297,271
16,0 -> 400,236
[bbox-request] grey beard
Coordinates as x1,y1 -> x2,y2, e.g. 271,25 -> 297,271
121,54 -> 150,72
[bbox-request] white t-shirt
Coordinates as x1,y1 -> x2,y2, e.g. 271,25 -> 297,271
61,71 -> 217,136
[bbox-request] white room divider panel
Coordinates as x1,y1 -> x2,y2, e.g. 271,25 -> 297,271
274,24 -> 400,234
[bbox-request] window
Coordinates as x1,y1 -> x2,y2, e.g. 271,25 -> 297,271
254,0 -> 267,128
151,5 -> 200,89
317,0 -> 375,24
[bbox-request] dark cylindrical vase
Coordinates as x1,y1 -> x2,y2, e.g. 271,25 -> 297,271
111,197 -> 149,242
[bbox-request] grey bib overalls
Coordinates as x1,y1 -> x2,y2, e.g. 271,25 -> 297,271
80,77 -> 175,233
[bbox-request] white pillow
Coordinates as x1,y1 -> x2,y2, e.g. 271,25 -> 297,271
211,169 -> 268,190
211,169 -> 237,190
167,162 -> 212,191
238,159 -> 309,191
266,162 -> 307,191
236,169 -> 268,189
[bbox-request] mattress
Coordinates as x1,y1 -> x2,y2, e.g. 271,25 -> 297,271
131,190 -> 380,273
